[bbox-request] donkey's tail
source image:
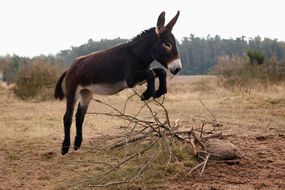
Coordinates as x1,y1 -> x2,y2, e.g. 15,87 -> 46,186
55,70 -> 67,100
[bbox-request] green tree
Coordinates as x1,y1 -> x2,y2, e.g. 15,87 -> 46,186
247,50 -> 265,65
3,55 -> 30,82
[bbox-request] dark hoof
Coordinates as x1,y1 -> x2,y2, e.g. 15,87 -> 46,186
61,140 -> 70,155
61,146 -> 70,155
74,137 -> 82,151
141,94 -> 150,101
141,91 -> 153,101
154,90 -> 167,98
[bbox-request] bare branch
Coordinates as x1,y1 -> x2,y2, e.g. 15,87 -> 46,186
198,99 -> 217,123
122,92 -> 136,114
92,98 -> 122,114
190,138 -> 197,156
202,132 -> 223,141
190,128 -> 205,150
109,133 -> 149,149
200,153 -> 210,176
154,99 -> 172,129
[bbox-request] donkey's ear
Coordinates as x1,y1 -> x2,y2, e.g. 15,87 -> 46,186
165,11 -> 180,31
156,11 -> 165,33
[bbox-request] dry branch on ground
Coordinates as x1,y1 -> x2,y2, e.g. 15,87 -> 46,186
77,90 -> 236,188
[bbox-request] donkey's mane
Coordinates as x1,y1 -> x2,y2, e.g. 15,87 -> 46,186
130,27 -> 156,43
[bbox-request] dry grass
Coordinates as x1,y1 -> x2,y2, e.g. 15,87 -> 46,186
0,76 -> 285,190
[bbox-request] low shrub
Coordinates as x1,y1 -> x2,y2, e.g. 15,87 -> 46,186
212,55 -> 284,92
13,59 -> 64,100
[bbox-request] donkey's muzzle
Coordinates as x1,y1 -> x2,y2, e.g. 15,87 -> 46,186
169,58 -> 182,75
171,67 -> 181,75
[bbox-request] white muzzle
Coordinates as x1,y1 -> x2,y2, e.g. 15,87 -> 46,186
168,58 -> 182,75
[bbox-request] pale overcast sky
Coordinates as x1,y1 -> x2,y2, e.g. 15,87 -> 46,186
0,0 -> 284,57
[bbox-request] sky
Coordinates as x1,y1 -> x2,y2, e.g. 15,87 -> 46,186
0,0 -> 284,57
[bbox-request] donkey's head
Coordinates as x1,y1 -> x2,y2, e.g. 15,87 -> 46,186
151,11 -> 182,75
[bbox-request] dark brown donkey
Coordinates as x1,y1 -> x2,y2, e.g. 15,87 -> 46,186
55,11 -> 182,155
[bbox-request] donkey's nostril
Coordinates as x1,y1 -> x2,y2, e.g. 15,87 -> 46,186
171,67 -> 181,75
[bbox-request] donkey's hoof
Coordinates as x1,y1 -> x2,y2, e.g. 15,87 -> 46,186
62,140 -> 70,155
141,92 -> 152,101
74,137 -> 82,151
140,94 -> 150,101
154,90 -> 167,98
74,146 -> 80,151
61,146 -> 69,155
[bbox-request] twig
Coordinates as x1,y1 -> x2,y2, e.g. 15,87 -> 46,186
132,89 -> 165,129
190,128 -> 205,149
200,153 -> 210,176
188,153 -> 210,176
198,99 -> 217,123
154,99 -> 172,129
109,133 -> 149,149
188,162 -> 204,175
92,98 -> 122,114
162,137 -> 173,176
202,132 -> 223,141
132,91 -> 186,144
190,138 -> 197,156
109,129 -> 198,149
122,92 -> 136,114
173,119 -> 179,130
192,116 -> 221,128
127,103 -> 148,133
87,111 -> 160,134
200,123 -> 205,138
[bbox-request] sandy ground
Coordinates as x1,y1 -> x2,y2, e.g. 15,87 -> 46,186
0,76 -> 285,190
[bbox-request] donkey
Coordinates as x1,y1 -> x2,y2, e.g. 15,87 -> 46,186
55,11 -> 182,155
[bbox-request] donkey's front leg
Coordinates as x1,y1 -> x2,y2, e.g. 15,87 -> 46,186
141,70 -> 156,101
152,68 -> 167,98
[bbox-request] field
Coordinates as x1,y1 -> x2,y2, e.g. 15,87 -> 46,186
0,75 -> 285,190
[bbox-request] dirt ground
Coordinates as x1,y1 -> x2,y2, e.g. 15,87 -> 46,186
0,76 -> 285,190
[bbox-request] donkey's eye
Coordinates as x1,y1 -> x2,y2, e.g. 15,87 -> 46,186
163,42 -> 172,49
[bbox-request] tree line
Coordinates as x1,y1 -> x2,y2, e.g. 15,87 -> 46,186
1,35 -> 285,82
0,55 -> 63,82
58,35 -> 285,75
178,35 -> 285,74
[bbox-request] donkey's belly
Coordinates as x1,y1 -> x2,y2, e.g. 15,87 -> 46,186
79,81 -> 128,95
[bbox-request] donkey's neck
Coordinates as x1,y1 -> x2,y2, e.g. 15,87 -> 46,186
128,28 -> 157,67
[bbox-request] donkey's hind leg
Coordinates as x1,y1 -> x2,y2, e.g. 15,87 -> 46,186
62,88 -> 77,155
74,89 -> 92,151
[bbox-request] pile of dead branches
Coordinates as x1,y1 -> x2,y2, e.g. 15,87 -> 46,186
79,89 -> 225,188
